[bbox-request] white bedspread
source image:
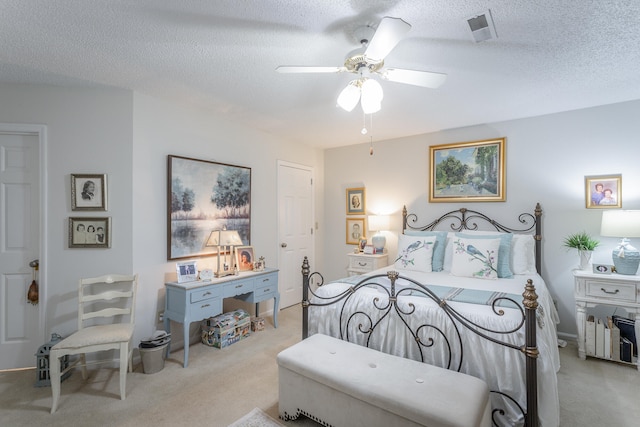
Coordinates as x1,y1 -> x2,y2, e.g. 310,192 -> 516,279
308,268 -> 560,427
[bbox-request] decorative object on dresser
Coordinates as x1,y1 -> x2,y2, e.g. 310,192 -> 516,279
206,229 -> 243,277
346,252 -> 388,276
585,174 -> 622,209
600,210 -> 640,275
563,231 -> 600,271
164,268 -> 279,367
71,173 -> 107,211
429,138 -> 506,203
236,246 -> 255,272
573,270 -> 640,369
167,155 -> 251,261
176,260 -> 198,283
367,214 -> 390,251
302,203 -> 558,426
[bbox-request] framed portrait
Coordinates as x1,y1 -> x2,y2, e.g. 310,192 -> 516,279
358,238 -> 368,252
68,217 -> 111,248
71,174 -> 107,211
176,260 -> 198,283
168,155 -> 251,260
346,218 -> 366,245
429,138 -> 506,203
585,174 -> 621,209
346,187 -> 366,215
235,246 -> 255,272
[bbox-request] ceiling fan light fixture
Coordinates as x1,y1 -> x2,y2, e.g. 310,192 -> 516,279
337,81 -> 361,112
360,78 -> 383,114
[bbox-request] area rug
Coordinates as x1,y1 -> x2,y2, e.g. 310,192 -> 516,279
228,407 -> 284,427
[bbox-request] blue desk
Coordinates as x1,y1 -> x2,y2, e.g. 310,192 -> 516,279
164,268 -> 279,367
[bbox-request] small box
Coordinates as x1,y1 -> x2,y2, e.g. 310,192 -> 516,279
251,316 -> 265,332
201,309 -> 251,348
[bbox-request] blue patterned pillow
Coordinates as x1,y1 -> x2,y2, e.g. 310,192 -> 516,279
451,237 -> 500,280
404,230 -> 447,271
394,235 -> 437,272
456,232 -> 513,278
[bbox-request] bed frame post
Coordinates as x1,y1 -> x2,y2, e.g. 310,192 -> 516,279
523,279 -> 539,427
534,202 -> 542,275
302,256 -> 310,340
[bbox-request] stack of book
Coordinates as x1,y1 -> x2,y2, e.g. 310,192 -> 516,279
585,315 -> 634,363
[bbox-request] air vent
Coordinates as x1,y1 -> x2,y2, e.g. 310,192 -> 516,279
466,10 -> 497,43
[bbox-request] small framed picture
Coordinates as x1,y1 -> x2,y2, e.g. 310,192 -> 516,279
71,174 -> 107,211
68,217 -> 111,248
236,246 -> 255,272
346,187 -> 365,215
593,264 -> 613,274
346,218 -> 366,245
585,174 -> 621,209
358,238 -> 368,252
176,260 -> 198,283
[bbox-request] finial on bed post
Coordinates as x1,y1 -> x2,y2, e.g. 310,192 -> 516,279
302,257 -> 310,340
523,279 -> 539,427
387,271 -> 399,300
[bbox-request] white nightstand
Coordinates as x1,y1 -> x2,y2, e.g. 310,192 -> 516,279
347,252 -> 389,276
573,270 -> 640,369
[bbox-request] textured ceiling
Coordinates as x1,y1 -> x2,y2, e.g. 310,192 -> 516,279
2,0 -> 639,149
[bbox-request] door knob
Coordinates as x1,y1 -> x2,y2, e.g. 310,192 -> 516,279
281,243 -> 287,248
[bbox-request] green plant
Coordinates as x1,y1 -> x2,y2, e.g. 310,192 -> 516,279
563,231 -> 600,251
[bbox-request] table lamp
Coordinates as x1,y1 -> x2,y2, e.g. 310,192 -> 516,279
368,215 -> 390,252
600,210 -> 640,275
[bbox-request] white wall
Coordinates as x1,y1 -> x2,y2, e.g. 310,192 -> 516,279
324,100 -> 640,338
131,93 -> 324,348
0,83 -> 134,337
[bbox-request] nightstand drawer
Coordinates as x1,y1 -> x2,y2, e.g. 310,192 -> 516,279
190,287 -> 221,303
350,257 -> 375,270
585,280 -> 637,302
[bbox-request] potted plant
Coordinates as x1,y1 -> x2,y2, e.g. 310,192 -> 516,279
563,231 -> 600,270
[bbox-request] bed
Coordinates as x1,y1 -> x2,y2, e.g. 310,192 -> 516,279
301,203 -> 560,427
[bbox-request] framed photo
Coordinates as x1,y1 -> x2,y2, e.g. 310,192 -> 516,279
585,174 -> 621,209
71,174 -> 107,211
593,264 -> 613,274
346,218 -> 366,245
358,238 -> 367,252
176,260 -> 198,283
235,246 -> 255,272
429,138 -> 506,202
168,155 -> 251,260
346,187 -> 366,215
68,217 -> 111,248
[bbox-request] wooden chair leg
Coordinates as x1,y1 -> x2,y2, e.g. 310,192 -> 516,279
49,349 -> 62,414
119,343 -> 128,400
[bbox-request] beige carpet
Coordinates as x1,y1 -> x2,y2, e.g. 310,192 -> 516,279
228,408 -> 283,427
1,304 -> 639,426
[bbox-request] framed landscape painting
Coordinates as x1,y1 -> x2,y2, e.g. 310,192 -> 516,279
167,155 -> 251,260
429,138 -> 506,202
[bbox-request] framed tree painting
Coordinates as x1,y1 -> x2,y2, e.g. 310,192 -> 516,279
167,155 -> 251,260
429,138 -> 506,202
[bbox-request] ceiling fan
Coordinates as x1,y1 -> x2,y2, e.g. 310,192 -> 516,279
276,17 -> 447,114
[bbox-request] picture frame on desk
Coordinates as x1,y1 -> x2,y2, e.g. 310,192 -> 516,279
176,260 -> 198,283
593,264 -> 614,274
236,246 -> 254,272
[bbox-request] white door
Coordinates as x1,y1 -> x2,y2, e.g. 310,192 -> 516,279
277,161 -> 313,309
0,125 -> 44,370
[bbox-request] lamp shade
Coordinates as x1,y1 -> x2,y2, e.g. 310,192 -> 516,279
368,215 -> 390,232
600,210 -> 640,237
360,78 -> 383,114
337,81 -> 361,112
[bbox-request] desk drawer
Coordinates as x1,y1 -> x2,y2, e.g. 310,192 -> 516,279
586,280 -> 637,302
190,287 -> 221,303
190,298 -> 222,320
223,279 -> 254,297
252,284 -> 277,301
255,273 -> 277,291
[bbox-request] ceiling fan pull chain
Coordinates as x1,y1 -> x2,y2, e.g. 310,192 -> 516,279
361,111 -> 368,135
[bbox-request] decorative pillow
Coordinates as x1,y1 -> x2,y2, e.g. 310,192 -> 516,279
404,230 -> 447,271
394,235 -> 437,272
456,232 -> 514,278
511,234 -> 536,274
450,237 -> 501,280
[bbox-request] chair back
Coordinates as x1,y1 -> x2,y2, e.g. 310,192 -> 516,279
77,274 -> 138,331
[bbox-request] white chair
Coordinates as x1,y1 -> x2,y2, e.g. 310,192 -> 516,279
49,274 -> 138,413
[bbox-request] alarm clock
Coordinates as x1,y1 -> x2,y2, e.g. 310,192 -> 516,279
199,269 -> 214,281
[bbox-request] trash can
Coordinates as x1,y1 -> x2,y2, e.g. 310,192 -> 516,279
139,331 -> 171,374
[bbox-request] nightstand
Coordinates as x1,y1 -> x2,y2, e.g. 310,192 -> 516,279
347,252 -> 389,276
573,270 -> 640,369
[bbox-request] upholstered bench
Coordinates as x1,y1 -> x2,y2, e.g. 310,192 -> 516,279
277,333 -> 491,427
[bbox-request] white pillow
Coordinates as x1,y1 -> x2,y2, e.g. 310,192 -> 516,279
395,235 -> 437,272
511,234 -> 536,274
450,236 -> 501,280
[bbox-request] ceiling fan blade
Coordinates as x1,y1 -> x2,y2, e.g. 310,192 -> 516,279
364,17 -> 411,62
276,66 -> 346,73
379,68 -> 447,88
